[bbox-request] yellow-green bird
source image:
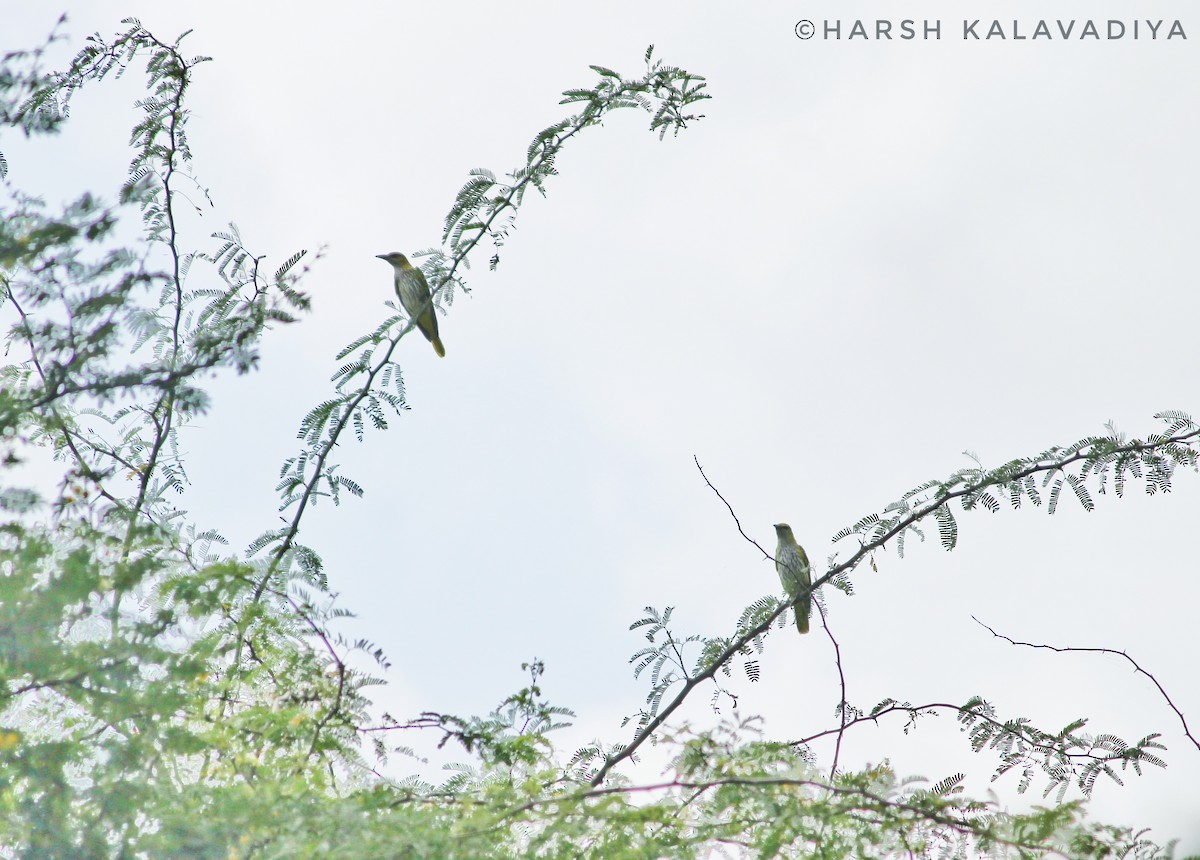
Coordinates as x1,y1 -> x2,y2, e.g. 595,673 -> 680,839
377,251 -> 445,357
773,523 -> 812,635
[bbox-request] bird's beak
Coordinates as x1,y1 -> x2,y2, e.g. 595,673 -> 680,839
375,254 -> 387,260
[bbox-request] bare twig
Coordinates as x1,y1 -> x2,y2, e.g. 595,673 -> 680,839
815,600 -> 849,781
972,616 -> 1199,754
693,456 -> 772,559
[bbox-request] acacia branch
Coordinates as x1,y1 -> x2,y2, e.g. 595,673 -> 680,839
590,429 -> 1200,785
793,700 -> 1128,769
254,59 -> 703,600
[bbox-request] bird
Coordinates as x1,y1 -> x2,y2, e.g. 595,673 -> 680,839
773,523 -> 812,635
376,251 -> 445,357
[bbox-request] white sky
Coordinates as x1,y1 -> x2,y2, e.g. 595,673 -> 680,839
4,0 -> 1199,851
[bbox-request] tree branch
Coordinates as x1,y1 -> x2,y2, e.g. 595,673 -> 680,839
590,426 -> 1200,785
972,615 -> 1199,754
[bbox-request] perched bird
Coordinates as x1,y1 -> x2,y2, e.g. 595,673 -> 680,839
773,523 -> 812,635
377,251 -> 445,357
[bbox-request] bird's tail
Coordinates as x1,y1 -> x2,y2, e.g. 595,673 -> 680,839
432,336 -> 446,358
796,597 -> 810,634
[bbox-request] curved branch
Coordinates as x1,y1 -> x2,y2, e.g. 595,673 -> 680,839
973,616 -> 1199,754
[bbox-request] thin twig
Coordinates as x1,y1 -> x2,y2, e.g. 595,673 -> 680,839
815,600 -> 848,781
972,616 -> 1199,754
693,456 -> 772,559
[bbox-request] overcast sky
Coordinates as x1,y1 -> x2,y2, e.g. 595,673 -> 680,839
4,0 -> 1198,850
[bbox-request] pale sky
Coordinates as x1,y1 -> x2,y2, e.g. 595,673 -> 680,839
4,0 -> 1198,851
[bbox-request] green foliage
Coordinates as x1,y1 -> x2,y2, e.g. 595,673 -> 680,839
0,16 -> 1196,860
955,696 -> 1168,801
832,415 -> 1199,558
